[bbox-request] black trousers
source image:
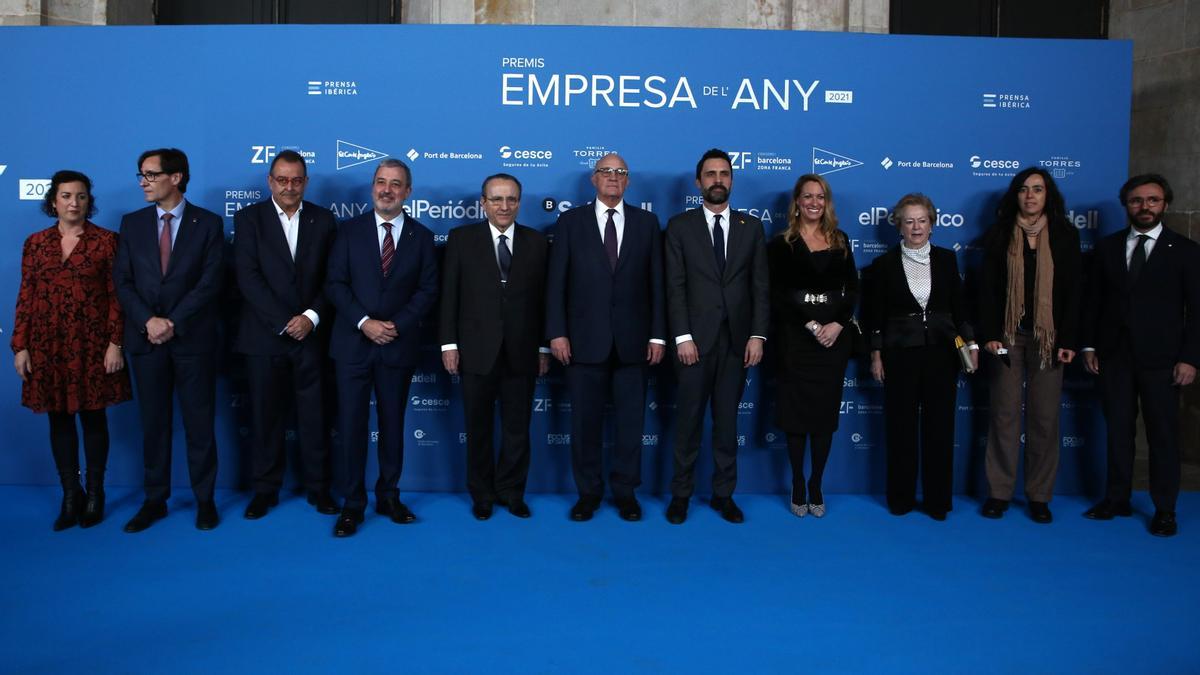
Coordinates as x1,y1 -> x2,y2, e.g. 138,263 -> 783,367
671,324 -> 745,499
1099,345 -> 1181,512
48,409 -> 110,487
334,354 -> 414,512
882,344 -> 959,514
566,349 -> 647,499
460,347 -> 535,504
130,348 -> 218,503
244,343 -> 330,496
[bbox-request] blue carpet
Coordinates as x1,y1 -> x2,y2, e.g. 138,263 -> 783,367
2,487 -> 1198,674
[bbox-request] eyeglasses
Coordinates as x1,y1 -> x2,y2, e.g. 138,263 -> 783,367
271,176 -> 307,188
485,196 -> 520,206
136,170 -> 169,183
1127,196 -> 1164,207
594,167 -> 629,177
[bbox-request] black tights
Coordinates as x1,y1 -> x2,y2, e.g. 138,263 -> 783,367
786,432 -> 833,505
48,409 -> 109,489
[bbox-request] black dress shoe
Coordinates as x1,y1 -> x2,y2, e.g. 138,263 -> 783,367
53,489 -> 85,531
1029,501 -> 1053,524
1150,510 -> 1178,537
376,496 -> 416,524
928,510 -> 947,522
666,497 -> 689,524
981,498 -> 1009,519
1084,499 -> 1133,520
472,501 -> 494,520
196,501 -> 219,530
243,493 -> 278,520
615,497 -> 642,522
334,509 -> 364,537
570,495 -> 602,522
307,491 -> 340,515
711,496 -> 744,524
124,500 -> 168,533
507,499 -> 532,519
79,488 -> 105,528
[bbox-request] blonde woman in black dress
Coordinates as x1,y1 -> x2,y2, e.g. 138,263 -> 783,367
767,174 -> 858,518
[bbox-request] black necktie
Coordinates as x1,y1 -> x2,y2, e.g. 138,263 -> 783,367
603,208 -> 618,271
497,233 -> 511,283
712,214 -> 726,275
1128,233 -> 1150,287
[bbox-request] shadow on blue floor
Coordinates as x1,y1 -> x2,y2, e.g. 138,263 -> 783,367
2,487 -> 1198,673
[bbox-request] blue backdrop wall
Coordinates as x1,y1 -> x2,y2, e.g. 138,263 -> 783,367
0,25 -> 1131,496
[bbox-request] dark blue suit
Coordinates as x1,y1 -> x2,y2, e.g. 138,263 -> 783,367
545,201 -> 664,498
325,211 -> 437,511
233,199 -> 337,496
1082,225 -> 1200,512
113,201 -> 225,503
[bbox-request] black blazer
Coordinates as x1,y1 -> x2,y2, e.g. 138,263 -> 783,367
439,221 -> 548,376
325,212 -> 438,367
865,245 -> 973,350
1081,226 -> 1200,369
113,201 -> 225,356
544,201 -> 665,364
233,199 -> 337,355
664,208 -> 770,355
977,218 -> 1081,349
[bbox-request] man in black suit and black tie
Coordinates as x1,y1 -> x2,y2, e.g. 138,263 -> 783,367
113,148 -> 226,532
545,153 -> 665,522
233,149 -> 339,520
664,148 -> 770,524
1081,174 -> 1200,537
440,174 -> 549,520
325,159 -> 438,537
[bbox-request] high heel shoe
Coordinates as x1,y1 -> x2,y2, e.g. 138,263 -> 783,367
808,502 -> 826,518
790,485 -> 808,517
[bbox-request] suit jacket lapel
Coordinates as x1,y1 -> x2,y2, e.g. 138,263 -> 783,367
893,249 -> 922,312
693,209 -> 721,279
723,210 -> 749,282
165,203 -> 199,279
264,201 -> 297,274
613,203 -> 636,275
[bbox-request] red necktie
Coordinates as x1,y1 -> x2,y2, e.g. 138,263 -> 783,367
159,213 -> 174,276
380,222 -> 395,276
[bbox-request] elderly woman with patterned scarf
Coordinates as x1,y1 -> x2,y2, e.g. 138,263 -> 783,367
977,167 -> 1081,524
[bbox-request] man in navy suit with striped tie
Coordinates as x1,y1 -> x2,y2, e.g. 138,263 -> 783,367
325,159 -> 438,537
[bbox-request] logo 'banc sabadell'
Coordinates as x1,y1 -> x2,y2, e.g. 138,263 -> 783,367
337,140 -> 388,171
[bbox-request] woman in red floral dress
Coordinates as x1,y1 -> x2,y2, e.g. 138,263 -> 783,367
11,170 -> 131,530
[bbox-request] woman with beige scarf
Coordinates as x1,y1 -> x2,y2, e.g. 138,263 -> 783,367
977,167 -> 1081,524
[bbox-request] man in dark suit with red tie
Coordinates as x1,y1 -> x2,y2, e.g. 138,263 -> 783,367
663,148 -> 770,525
1082,174 -> 1200,537
325,159 -> 438,537
233,149 -> 339,520
545,154 -> 665,522
440,173 -> 549,520
114,147 -> 226,532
